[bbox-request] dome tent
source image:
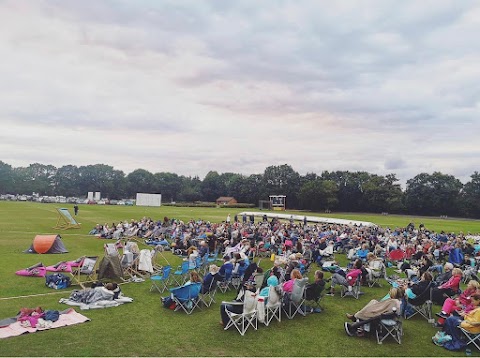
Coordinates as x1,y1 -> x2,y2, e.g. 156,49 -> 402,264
24,235 -> 68,254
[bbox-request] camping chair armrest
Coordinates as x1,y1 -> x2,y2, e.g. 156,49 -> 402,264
170,285 -> 186,293
221,301 -> 244,306
463,320 -> 480,326
380,312 -> 399,320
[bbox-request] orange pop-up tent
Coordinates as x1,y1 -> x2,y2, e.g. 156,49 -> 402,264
24,235 -> 68,254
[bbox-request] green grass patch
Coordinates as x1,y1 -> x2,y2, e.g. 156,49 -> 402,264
0,201 -> 478,356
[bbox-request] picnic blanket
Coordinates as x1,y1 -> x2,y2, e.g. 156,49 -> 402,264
0,308 -> 89,339
59,286 -> 133,310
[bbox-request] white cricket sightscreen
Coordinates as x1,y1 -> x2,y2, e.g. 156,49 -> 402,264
135,193 -> 162,207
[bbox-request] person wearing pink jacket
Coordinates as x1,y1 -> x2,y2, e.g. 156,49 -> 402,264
431,268 -> 463,305
435,280 -> 480,326
325,260 -> 363,296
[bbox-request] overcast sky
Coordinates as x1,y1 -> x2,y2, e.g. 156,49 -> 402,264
1,0 -> 479,186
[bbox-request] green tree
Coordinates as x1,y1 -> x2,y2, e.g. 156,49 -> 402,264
178,176 -> 202,202
299,179 -> 338,211
201,171 -> 225,202
0,161 -> 14,194
462,172 -> 480,218
77,164 -> 126,199
126,169 -> 155,197
54,165 -> 81,197
361,174 -> 405,213
153,172 -> 182,203
262,164 -> 300,208
405,172 -> 463,216
13,163 -> 57,195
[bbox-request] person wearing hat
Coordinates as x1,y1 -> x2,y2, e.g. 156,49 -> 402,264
201,265 -> 220,294
259,275 -> 279,298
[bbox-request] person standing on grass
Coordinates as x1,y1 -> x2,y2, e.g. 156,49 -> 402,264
73,204 -> 79,216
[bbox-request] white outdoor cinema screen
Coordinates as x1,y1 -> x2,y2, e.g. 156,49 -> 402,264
135,193 -> 162,207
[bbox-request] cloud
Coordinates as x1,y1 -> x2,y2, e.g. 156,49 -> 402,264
0,0 -> 479,186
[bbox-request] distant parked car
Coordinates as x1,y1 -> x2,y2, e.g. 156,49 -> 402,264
109,200 -> 118,205
97,200 -> 106,205
117,200 -> 125,205
125,200 -> 134,206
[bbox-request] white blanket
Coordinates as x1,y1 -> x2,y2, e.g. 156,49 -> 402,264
59,296 -> 133,310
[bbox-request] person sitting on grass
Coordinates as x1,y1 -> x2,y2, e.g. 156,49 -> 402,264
325,259 -> 363,296
344,287 -> 404,337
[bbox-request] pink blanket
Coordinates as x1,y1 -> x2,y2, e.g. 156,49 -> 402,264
0,308 -> 90,339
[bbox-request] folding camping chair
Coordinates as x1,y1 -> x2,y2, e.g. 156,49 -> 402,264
198,255 -> 210,276
199,277 -> 218,307
170,282 -> 202,314
69,256 -> 98,289
150,265 -> 172,293
231,264 -> 248,290
341,275 -> 362,299
223,290 -> 258,336
283,278 -> 308,319
217,267 -> 233,293
254,273 -> 265,288
207,246 -> 221,264
404,282 -> 434,323
151,245 -> 171,273
264,285 -> 282,326
256,242 -> 271,258
375,314 -> 403,344
459,326 -> 480,351
304,282 -> 325,313
368,259 -> 387,288
121,251 -> 143,279
172,261 -> 190,286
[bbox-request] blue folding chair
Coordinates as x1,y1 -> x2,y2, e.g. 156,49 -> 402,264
207,246 -> 221,263
231,264 -> 248,290
193,256 -> 202,271
150,265 -> 171,293
173,261 -> 190,286
170,283 -> 202,314
217,267 -> 233,293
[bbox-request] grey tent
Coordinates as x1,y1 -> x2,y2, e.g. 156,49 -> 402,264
97,255 -> 124,280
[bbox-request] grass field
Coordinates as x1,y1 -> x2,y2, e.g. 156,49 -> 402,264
0,201 -> 479,357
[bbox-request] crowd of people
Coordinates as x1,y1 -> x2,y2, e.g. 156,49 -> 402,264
88,214 -> 480,351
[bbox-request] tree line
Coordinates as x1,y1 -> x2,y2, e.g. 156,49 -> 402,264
1,161 -> 479,218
